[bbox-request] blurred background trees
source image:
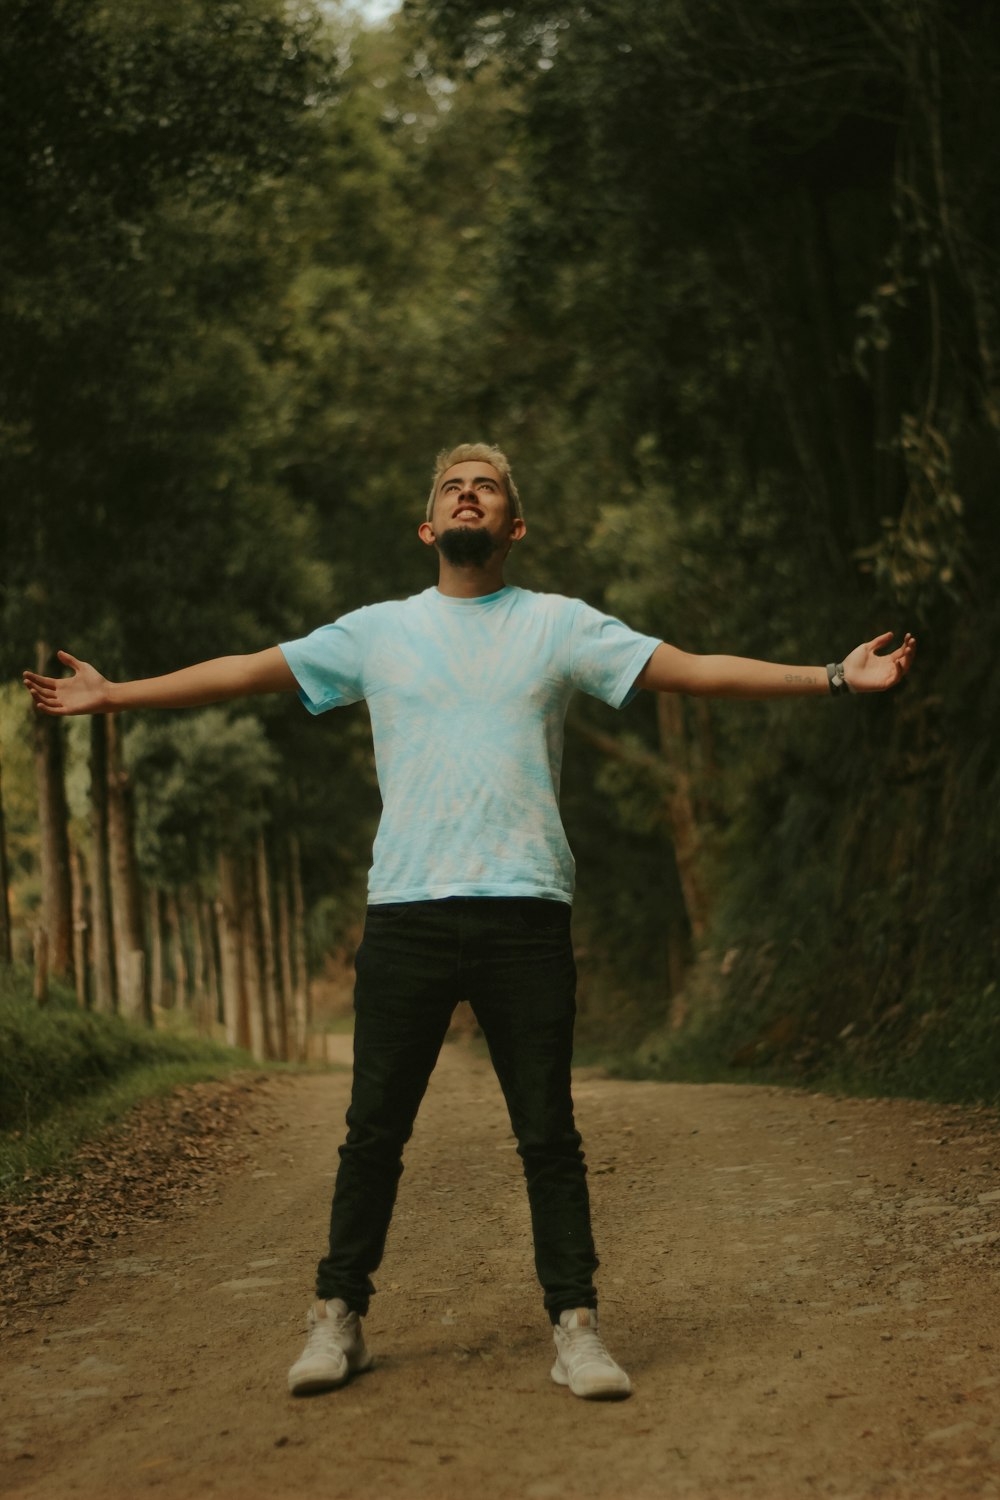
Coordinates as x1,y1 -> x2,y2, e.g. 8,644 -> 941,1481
1,0 -> 997,1097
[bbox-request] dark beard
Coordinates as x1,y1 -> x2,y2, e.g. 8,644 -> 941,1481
436,525 -> 499,568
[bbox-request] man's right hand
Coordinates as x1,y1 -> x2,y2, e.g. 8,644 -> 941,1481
23,652 -> 113,716
22,645 -> 299,716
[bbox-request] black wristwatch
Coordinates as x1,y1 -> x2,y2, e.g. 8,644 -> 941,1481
826,662 -> 852,696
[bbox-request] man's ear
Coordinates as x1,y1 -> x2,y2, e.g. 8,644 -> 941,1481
418,520 -> 437,547
510,518 -> 527,544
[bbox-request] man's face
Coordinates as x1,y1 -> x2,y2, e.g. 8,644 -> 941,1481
418,461 -> 525,563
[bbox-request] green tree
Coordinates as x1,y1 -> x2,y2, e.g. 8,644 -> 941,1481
0,0 -> 338,1013
400,0 -> 1000,1093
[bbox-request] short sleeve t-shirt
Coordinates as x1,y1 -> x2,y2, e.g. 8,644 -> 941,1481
280,585 -> 660,905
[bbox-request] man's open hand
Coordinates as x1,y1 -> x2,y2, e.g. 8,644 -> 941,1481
22,652 -> 112,716
843,632 -> 916,693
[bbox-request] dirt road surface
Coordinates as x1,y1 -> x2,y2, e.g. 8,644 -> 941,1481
2,1035 -> 999,1500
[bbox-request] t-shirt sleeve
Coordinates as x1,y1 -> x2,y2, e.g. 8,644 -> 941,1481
569,599 -> 662,710
278,608 -> 371,715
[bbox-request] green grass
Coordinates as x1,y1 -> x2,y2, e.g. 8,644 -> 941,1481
0,1057 -> 255,1197
0,964 -> 252,1197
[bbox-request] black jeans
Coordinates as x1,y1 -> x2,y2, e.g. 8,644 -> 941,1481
316,897 -> 599,1323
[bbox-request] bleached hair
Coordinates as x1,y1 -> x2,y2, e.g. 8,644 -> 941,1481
426,442 -> 523,521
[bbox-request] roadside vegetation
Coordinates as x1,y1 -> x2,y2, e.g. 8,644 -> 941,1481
0,965 -> 250,1197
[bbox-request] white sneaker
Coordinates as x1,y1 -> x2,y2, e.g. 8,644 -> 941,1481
551,1308 -> 632,1400
287,1298 -> 374,1395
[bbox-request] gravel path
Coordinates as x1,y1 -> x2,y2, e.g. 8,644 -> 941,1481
1,1036 -> 998,1500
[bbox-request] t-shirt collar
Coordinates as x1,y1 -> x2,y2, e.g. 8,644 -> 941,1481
429,585 -> 513,607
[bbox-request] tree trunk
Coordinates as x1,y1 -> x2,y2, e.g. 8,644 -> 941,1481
0,752 -> 13,964
33,923 -> 48,1005
289,834 -> 310,1063
185,888 -> 203,1024
88,717 -> 116,1012
240,853 -> 268,1062
166,891 -> 189,1015
255,831 -> 285,1060
71,844 -> 89,1007
276,864 -> 298,1060
216,851 -> 247,1049
200,894 -> 222,1034
148,888 -> 165,1012
106,715 -> 150,1024
184,888 -> 208,1031
32,644 -> 75,985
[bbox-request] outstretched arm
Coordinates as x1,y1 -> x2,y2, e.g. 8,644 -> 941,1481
23,647 -> 298,717
636,631 -> 916,698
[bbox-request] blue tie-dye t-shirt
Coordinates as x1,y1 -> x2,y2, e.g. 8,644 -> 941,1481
280,586 -> 661,906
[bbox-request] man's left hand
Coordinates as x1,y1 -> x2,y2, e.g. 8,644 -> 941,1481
843,631 -> 917,693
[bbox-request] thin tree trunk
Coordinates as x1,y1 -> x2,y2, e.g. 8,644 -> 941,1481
33,644 -> 74,985
0,752 -> 13,964
255,831 -> 285,1060
276,864 -> 298,1060
106,715 -> 149,1024
201,895 -> 222,1034
88,717 -> 116,1012
185,888 -> 208,1031
71,844 -> 89,1007
289,834 -> 310,1063
216,851 -> 247,1049
33,923 -> 48,1005
166,891 -> 189,1015
148,888 -> 165,1012
240,853 -> 268,1062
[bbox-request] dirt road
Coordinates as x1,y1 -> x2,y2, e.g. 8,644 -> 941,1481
2,1036 -> 999,1500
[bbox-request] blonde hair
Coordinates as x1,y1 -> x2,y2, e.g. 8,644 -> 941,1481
426,442 -> 523,521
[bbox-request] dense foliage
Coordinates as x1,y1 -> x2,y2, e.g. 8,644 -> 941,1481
0,964 -> 232,1134
400,0 -> 1000,1099
2,0 -> 997,1099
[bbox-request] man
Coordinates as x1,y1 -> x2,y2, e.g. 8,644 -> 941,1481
24,442 -> 915,1402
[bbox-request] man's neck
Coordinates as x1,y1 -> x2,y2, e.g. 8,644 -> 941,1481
435,562 -> 509,599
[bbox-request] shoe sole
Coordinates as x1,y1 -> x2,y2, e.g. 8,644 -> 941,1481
550,1362 -> 632,1400
288,1354 -> 374,1397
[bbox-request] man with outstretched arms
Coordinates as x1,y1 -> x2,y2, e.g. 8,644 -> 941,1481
24,442 -> 916,1401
